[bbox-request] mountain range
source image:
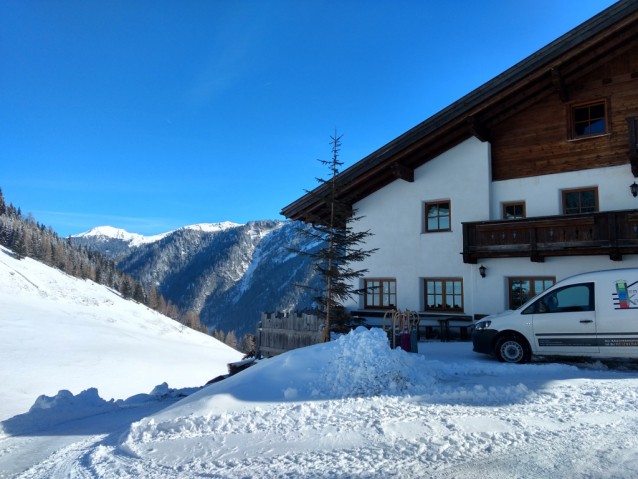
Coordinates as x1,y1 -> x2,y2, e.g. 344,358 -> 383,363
71,221 -> 320,337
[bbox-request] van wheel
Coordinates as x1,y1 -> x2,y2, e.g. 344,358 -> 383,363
495,335 -> 531,364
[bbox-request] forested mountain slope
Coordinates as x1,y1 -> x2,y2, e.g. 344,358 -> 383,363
72,221 -> 320,337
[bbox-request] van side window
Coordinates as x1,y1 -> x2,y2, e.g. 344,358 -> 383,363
526,283 -> 595,314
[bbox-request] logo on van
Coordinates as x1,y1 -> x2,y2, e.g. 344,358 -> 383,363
613,280 -> 638,309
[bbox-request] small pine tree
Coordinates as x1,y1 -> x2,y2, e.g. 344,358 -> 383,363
287,131 -> 377,339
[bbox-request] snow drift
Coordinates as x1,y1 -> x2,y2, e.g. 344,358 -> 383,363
122,327 -> 566,448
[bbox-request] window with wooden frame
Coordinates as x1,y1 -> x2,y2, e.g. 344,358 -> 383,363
364,279 -> 396,309
503,202 -> 526,219
509,277 -> 556,309
572,100 -> 607,138
425,201 -> 451,232
424,279 -> 463,312
562,187 -> 598,215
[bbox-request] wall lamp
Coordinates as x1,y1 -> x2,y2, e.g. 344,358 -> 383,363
479,265 -> 486,278
631,182 -> 638,198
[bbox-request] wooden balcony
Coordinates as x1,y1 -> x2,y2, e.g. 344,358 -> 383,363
462,209 -> 638,263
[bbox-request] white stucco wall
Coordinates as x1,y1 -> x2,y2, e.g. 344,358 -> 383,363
491,164 -> 638,219
473,255 -> 638,316
346,137 -> 638,322
345,137 -> 490,315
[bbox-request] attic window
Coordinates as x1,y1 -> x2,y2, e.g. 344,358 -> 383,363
572,100 -> 606,138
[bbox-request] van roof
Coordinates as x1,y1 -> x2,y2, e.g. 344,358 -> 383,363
557,268 -> 638,285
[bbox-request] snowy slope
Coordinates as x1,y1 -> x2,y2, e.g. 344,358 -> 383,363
8,328 -> 638,478
0,246 -> 242,422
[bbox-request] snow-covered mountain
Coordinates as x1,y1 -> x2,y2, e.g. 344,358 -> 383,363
71,220 -> 320,337
72,222 -> 242,250
0,245 -> 242,422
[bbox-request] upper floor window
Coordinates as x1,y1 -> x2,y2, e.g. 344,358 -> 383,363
572,100 -> 606,138
562,187 -> 598,215
364,279 -> 396,309
503,202 -> 526,219
424,278 -> 463,312
425,201 -> 451,232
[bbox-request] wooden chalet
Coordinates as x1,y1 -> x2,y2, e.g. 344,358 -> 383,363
281,0 -> 638,335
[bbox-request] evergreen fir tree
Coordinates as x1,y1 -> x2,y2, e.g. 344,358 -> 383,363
120,276 -> 133,299
13,229 -> 27,260
0,223 -> 7,247
0,187 -> 6,216
95,264 -> 103,284
288,131 -> 377,340
133,281 -> 145,303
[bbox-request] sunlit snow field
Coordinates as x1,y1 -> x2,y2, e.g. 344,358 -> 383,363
2,246 -> 638,478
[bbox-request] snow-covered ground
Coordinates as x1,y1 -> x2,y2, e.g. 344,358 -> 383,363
0,245 -> 242,422
3,323 -> 638,478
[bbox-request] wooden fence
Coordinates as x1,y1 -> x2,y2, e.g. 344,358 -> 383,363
256,311 -> 324,357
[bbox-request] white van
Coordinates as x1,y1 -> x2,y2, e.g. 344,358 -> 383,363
472,268 -> 638,363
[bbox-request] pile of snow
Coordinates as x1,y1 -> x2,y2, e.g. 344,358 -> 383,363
0,246 -> 243,421
115,382 -> 200,406
0,388 -> 118,436
319,327 -> 435,397
121,328 -> 553,447
0,382 -> 201,437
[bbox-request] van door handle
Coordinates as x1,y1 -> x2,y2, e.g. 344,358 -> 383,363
580,320 -> 593,323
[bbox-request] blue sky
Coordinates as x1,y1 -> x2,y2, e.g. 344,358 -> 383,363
1,0 -> 617,237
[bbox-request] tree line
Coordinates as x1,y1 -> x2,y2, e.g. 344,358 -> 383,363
0,187 -> 254,355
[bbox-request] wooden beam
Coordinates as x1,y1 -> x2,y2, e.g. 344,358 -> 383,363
562,26 -> 638,83
628,116 -> 638,177
466,116 -> 491,142
550,67 -> 568,102
391,162 -> 414,182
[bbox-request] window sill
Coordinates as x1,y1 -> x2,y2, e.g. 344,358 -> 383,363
567,133 -> 611,142
422,230 -> 453,234
421,310 -> 465,315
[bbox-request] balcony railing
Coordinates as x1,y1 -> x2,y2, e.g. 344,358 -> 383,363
462,209 -> 638,263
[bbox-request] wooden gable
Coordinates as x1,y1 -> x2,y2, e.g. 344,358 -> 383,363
491,46 -> 638,181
